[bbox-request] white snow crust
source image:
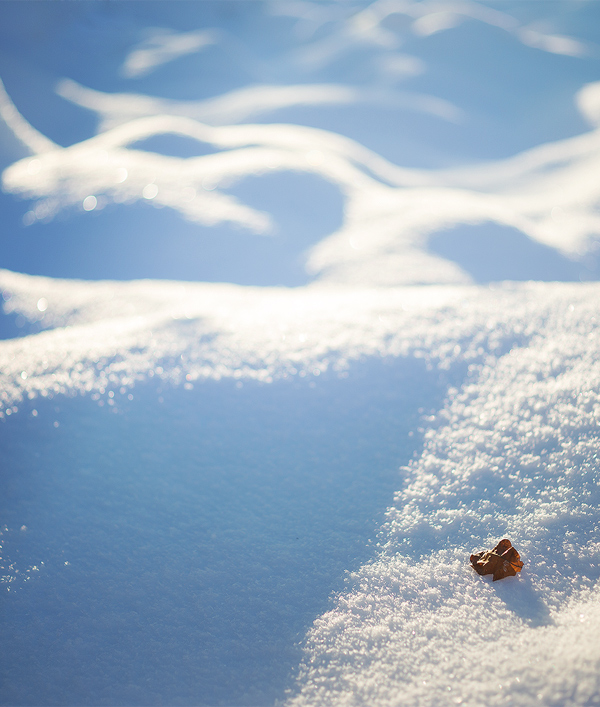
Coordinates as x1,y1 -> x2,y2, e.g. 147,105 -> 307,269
1,2 -> 600,703
290,287 -> 600,707
2,268 -> 600,706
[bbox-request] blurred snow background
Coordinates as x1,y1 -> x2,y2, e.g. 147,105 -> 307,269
1,1 -> 600,705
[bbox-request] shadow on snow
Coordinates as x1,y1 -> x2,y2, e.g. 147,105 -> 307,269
428,222 -> 599,284
0,356 -> 452,707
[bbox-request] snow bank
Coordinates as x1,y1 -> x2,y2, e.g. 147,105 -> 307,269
1,3 -> 599,703
3,75 -> 600,287
0,268 -> 561,418
290,287 -> 600,706
3,270 -> 600,706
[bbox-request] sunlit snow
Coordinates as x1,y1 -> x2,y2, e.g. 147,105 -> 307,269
1,2 -> 600,706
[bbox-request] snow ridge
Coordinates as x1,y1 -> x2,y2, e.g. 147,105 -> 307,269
290,290 -> 600,707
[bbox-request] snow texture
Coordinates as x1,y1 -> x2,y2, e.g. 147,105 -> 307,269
3,269 -> 600,706
290,287 -> 600,706
1,1 -> 600,705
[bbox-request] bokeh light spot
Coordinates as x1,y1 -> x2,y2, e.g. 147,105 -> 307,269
143,183 -> 159,199
83,195 -> 97,211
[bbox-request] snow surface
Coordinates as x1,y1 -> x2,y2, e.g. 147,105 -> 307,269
5,74 -> 600,285
291,285 -> 600,706
1,1 -> 600,706
3,274 -> 600,706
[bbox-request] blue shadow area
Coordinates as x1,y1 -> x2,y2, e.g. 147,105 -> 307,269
0,357 -> 451,706
428,222 -> 596,283
0,170 -> 343,288
0,307 -> 40,340
129,135 -> 220,158
490,573 -> 553,628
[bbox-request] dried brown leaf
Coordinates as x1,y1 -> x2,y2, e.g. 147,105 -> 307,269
470,538 -> 523,581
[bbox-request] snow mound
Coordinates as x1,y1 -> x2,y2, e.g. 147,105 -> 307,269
3,77 -> 600,287
290,288 -> 600,706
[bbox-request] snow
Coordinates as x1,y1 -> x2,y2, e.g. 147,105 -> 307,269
1,1 -> 600,705
291,286 -> 600,706
5,74 -> 600,286
120,28 -> 219,79
3,271 -> 600,705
